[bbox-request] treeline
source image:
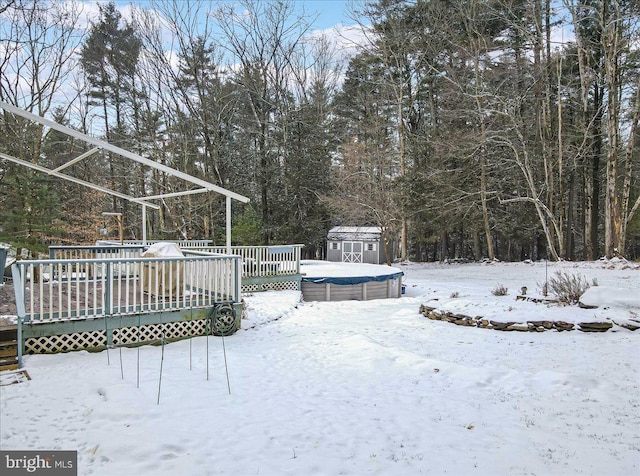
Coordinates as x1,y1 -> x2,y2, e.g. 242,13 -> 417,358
0,0 -> 638,261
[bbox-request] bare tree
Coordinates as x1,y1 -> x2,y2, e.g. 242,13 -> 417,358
0,0 -> 16,16
0,0 -> 86,253
600,0 -> 639,257
0,0 -> 85,137
323,139 -> 398,265
620,76 -> 640,254
211,0 -> 313,243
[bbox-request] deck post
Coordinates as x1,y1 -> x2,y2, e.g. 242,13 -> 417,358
234,257 -> 241,302
226,196 -> 231,255
11,263 -> 27,322
104,316 -> 114,347
104,262 -> 112,316
17,316 -> 23,368
295,246 -> 301,274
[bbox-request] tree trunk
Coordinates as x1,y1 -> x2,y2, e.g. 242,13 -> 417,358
397,91 -> 407,262
618,77 -> 640,256
565,171 -> 576,260
473,230 -> 481,262
440,230 -> 448,262
473,51 -> 494,261
603,0 -> 621,258
480,151 -> 494,260
556,51 -> 566,258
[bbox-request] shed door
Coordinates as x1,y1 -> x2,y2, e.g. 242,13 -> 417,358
342,241 -> 363,263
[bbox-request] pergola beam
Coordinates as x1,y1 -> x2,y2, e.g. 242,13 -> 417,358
1,101 -> 249,248
0,152 -> 160,210
143,188 -> 209,200
0,101 -> 250,203
52,147 -> 101,172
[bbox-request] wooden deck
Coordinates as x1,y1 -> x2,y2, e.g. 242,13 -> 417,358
4,243 -> 303,364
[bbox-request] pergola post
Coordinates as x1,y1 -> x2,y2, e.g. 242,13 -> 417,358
142,205 -> 147,246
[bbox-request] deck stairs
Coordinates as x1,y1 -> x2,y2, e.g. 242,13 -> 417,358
0,324 -> 19,371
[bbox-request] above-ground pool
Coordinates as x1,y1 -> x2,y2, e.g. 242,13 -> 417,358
300,260 -> 404,302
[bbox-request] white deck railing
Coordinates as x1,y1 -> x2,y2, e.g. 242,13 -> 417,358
93,242 -> 303,280
187,245 -> 303,278
96,239 -> 213,248
11,253 -> 241,323
50,245 -> 145,261
48,245 -> 146,281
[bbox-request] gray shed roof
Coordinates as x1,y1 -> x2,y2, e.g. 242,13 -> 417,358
327,226 -> 382,241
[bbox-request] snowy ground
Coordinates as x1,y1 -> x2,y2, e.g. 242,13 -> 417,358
1,260 -> 639,475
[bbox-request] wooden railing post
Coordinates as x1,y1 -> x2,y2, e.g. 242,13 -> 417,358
234,257 -> 241,302
11,263 -> 27,322
17,316 -> 23,368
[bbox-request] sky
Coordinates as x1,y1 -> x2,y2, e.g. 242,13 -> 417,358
79,0 -> 370,66
287,0 -> 359,29
98,0 -> 362,30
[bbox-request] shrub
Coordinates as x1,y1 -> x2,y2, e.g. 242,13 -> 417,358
548,271 -> 591,304
491,284 -> 508,296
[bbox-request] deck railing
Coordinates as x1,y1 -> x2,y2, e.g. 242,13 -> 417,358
93,242 -> 303,280
188,245 -> 303,278
11,253 -> 241,323
50,245 -> 145,261
96,239 -> 213,248
48,245 -> 146,281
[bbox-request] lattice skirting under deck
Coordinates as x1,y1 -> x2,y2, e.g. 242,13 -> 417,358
113,319 -> 209,345
24,319 -> 212,354
242,280 -> 299,293
25,331 -> 107,354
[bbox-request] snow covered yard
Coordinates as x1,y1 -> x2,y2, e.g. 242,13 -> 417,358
1,261 -> 639,475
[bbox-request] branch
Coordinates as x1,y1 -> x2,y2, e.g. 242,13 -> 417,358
498,195 -> 557,226
628,195 -> 640,225
0,0 -> 15,16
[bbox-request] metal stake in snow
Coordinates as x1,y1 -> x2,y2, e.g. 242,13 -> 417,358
211,304 -> 233,395
103,315 -> 110,365
119,316 -> 124,379
206,316 -> 210,381
136,313 -> 141,389
157,331 -> 166,405
189,307 -> 193,371
220,325 -> 231,395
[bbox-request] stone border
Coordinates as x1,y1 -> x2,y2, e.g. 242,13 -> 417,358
419,305 -> 639,332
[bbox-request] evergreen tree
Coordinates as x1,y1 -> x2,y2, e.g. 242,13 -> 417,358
79,1 -> 142,234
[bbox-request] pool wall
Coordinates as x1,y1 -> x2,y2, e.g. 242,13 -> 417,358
301,276 -> 402,301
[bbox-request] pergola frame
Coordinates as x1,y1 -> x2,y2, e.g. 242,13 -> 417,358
0,101 -> 250,252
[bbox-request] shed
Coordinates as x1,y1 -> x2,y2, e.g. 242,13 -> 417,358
326,226 -> 391,264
